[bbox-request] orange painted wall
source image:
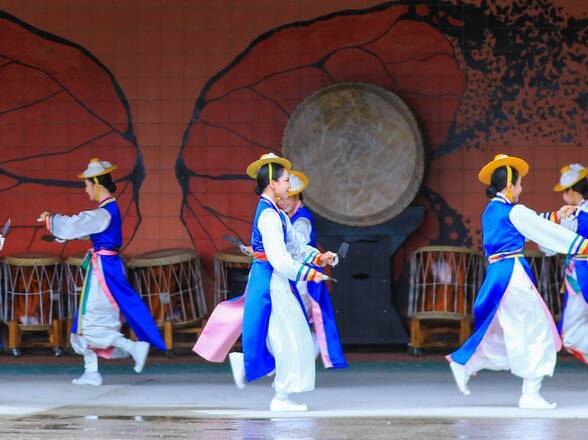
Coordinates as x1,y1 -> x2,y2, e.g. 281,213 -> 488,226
0,0 -> 384,258
0,1 -> 586,314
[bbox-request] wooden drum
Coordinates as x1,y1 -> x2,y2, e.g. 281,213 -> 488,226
214,247 -> 253,305
408,246 -> 485,353
409,246 -> 484,319
127,248 -> 206,350
3,254 -> 63,355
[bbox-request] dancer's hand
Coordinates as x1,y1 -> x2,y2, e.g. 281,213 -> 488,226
311,271 -> 330,283
317,251 -> 337,267
557,205 -> 577,219
37,211 -> 51,222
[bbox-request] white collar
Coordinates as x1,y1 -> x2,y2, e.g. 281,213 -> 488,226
261,194 -> 279,210
493,193 -> 512,205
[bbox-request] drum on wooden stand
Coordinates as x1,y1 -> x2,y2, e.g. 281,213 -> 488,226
525,250 -> 564,322
3,254 -> 63,356
214,247 -> 253,306
408,246 -> 485,354
127,248 -> 207,351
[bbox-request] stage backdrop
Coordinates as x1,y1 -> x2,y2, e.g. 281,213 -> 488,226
0,0 -> 585,316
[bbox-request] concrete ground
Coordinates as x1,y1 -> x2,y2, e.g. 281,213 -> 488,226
0,354 -> 587,438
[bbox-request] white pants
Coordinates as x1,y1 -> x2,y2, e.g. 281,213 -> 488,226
465,259 -> 558,379
71,261 -> 132,365
267,273 -> 315,394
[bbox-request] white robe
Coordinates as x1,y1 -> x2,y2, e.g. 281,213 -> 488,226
257,199 -> 317,394
51,209 -> 128,357
465,203 -> 585,379
292,216 -> 314,316
543,200 -> 588,362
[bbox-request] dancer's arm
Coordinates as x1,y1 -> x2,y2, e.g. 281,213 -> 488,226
258,209 -> 323,282
539,208 -> 578,232
43,209 -> 111,240
291,217 -> 312,245
510,204 -> 588,255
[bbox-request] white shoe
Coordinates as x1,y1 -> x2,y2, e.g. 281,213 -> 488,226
228,352 -> 245,389
72,371 -> 103,386
131,341 -> 150,373
518,393 -> 557,409
270,397 -> 308,412
449,361 -> 471,395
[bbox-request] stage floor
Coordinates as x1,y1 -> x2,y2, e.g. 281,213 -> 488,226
0,355 -> 586,438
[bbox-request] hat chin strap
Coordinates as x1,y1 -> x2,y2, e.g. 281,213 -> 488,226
92,176 -> 101,201
505,165 -> 513,202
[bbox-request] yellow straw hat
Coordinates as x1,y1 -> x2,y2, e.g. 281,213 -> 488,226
478,154 -> 529,185
288,170 -> 309,196
554,163 -> 587,192
78,158 -> 117,179
246,153 -> 291,179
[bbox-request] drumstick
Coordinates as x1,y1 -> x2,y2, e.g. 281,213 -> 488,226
223,234 -> 245,246
336,242 -> 350,259
41,234 -> 66,244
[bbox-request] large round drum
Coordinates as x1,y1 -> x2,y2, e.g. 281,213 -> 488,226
525,251 -> 564,321
127,248 -> 207,326
214,247 -> 253,305
283,82 -> 425,226
63,253 -> 88,320
3,254 -> 62,325
409,246 -> 485,319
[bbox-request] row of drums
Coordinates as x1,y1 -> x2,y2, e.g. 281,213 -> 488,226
408,246 -> 565,322
0,248 -> 207,355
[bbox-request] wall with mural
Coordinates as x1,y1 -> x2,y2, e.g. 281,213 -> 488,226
0,0 -> 586,314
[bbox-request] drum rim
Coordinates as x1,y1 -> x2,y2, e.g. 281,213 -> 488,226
412,246 -> 482,256
524,250 -> 549,258
128,248 -> 198,268
215,247 -> 253,264
65,252 -> 89,265
4,253 -> 61,266
411,311 -> 470,320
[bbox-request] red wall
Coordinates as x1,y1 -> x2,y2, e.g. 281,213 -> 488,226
0,0 -> 586,311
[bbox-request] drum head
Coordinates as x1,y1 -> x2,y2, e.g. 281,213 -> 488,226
5,253 -> 61,266
283,82 -> 425,226
128,248 -> 197,268
215,247 -> 253,264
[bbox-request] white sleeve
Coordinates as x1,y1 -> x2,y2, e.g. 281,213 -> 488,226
292,217 -> 312,245
510,204 -> 587,255
258,209 -> 318,282
284,215 -> 320,264
539,211 -> 578,232
47,208 -> 111,240
560,217 -> 579,232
